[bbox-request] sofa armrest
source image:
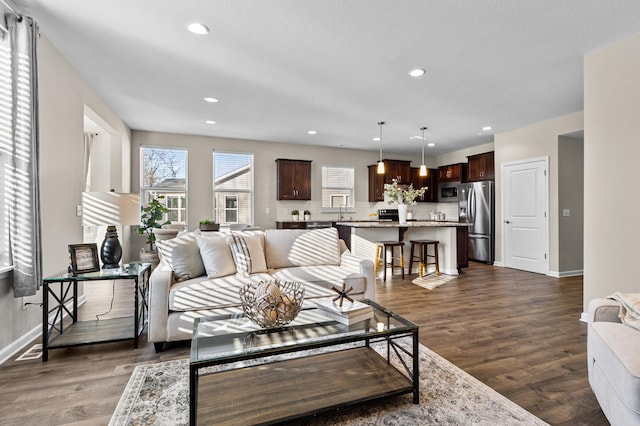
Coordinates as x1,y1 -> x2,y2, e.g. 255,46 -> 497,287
588,298 -> 621,324
147,259 -> 175,343
340,251 -> 376,301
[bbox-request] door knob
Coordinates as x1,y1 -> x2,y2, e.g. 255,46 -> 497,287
505,220 -> 511,224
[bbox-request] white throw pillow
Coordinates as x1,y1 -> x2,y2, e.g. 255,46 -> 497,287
195,235 -> 237,279
226,232 -> 268,277
155,234 -> 205,282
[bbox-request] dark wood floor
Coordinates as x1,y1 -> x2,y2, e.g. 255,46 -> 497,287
0,263 -> 608,425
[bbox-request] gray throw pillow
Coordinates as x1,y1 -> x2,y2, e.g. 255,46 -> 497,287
156,234 -> 205,281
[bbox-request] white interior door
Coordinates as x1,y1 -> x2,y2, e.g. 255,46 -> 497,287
502,158 -> 548,274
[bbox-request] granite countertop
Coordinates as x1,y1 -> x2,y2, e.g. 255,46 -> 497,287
335,220 -> 470,227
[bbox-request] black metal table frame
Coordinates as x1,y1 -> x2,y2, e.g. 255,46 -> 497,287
189,301 -> 419,425
41,264 -> 151,361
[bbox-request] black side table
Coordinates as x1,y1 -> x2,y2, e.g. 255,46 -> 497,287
41,262 -> 151,361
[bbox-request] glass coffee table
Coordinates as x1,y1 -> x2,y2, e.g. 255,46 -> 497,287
189,299 -> 419,425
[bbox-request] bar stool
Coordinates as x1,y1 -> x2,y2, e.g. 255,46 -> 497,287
409,239 -> 440,277
375,241 -> 405,281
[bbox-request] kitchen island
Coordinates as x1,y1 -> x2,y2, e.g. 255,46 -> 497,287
335,221 -> 470,275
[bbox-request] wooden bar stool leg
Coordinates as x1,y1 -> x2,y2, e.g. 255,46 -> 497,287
420,243 -> 426,277
374,245 -> 381,276
434,242 -> 440,275
400,244 -> 405,279
383,246 -> 388,281
409,243 -> 415,274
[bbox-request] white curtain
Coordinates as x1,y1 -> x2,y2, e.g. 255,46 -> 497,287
6,14 -> 41,297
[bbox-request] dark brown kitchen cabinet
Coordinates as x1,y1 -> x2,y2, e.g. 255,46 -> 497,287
457,226 -> 469,271
276,159 -> 311,200
410,167 -> 438,202
438,163 -> 467,183
467,151 -> 494,182
367,160 -> 411,202
383,160 -> 411,184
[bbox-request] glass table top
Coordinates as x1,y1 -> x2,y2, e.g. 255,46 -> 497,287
43,262 -> 151,281
190,299 -> 417,365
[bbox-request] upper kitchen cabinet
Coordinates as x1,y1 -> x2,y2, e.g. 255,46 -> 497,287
367,160 -> 411,202
276,159 -> 312,200
383,160 -> 411,184
410,167 -> 438,202
467,151 -> 495,181
438,163 -> 467,183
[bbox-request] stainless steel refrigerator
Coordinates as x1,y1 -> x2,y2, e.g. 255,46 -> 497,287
458,181 -> 494,264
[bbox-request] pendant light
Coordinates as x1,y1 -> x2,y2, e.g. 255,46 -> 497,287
419,126 -> 428,177
377,121 -> 385,174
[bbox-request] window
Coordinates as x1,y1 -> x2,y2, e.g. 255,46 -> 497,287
322,166 -> 354,209
213,152 -> 253,225
140,147 -> 187,225
224,195 -> 238,223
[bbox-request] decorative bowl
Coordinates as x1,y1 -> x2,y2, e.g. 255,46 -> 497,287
239,280 -> 305,328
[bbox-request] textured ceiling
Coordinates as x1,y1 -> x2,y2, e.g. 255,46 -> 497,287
13,0 -> 640,155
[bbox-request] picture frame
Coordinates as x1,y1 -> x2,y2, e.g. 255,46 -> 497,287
68,243 -> 100,275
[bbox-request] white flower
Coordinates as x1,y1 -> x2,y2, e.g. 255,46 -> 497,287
383,179 -> 427,205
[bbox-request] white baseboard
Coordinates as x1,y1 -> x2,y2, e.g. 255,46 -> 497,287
0,295 -> 87,365
580,312 -> 589,323
547,269 -> 584,278
492,261 -> 504,267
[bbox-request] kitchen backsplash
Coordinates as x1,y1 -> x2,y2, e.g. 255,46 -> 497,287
275,200 -> 460,222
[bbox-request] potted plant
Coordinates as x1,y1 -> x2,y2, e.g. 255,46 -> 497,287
291,209 -> 300,221
199,219 -> 219,231
383,179 -> 427,224
138,195 -> 171,255
303,210 -> 311,221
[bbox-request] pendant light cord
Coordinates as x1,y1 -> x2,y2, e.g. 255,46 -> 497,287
378,121 -> 385,162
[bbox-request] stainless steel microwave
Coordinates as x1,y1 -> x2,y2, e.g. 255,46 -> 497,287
438,182 -> 460,202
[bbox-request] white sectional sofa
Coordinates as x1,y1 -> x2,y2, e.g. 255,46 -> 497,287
588,298 -> 640,425
148,227 -> 375,351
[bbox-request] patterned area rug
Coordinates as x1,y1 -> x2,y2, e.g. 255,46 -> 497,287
412,272 -> 457,290
110,341 -> 547,426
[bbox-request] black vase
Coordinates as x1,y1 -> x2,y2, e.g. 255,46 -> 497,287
101,225 -> 122,269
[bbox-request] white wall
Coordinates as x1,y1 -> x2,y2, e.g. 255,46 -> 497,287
0,36 -> 131,360
437,142 -> 495,166
584,32 -> 640,309
493,111 -> 584,275
558,135 -> 584,274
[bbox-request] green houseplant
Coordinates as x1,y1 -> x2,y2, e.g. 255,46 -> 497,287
291,209 -> 300,221
303,210 -> 311,220
138,195 -> 171,251
199,219 -> 219,231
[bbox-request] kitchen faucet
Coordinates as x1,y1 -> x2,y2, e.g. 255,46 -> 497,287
338,204 -> 346,221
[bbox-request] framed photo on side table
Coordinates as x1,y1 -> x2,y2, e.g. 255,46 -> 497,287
68,243 -> 100,275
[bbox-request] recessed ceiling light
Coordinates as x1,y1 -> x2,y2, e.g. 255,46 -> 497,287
187,23 -> 210,35
482,126 -> 492,131
204,97 -> 219,103
308,130 -> 317,135
409,68 -> 426,77
427,143 -> 435,147
205,120 -> 216,125
373,137 -> 380,141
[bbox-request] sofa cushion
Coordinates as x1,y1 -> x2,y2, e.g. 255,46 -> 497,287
264,228 -> 341,269
168,272 -> 335,312
196,235 -> 237,279
227,232 -> 268,277
155,233 -> 205,282
590,322 -> 640,414
271,266 -> 367,297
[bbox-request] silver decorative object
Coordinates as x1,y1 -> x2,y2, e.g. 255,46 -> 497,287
239,280 -> 305,328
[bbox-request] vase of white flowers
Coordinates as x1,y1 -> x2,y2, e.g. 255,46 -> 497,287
383,179 -> 427,224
